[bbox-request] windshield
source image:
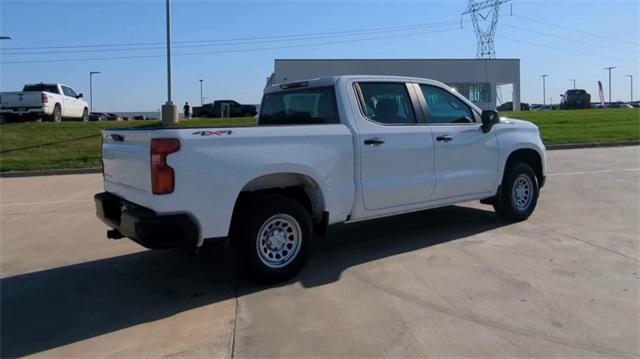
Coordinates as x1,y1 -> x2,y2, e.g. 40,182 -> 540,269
259,86 -> 339,125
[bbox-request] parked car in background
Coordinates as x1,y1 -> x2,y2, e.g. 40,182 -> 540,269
89,112 -> 108,121
104,113 -> 123,121
193,100 -> 257,118
532,105 -> 553,111
606,102 -> 634,109
0,83 -> 89,123
560,89 -> 591,109
496,102 -> 530,111
96,75 -> 546,283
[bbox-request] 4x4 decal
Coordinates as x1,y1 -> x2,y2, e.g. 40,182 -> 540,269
192,130 -> 233,136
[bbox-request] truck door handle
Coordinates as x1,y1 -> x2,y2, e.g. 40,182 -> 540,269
436,135 -> 453,142
364,138 -> 385,146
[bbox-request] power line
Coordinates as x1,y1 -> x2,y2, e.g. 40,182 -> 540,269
512,14 -> 638,47
1,27 -> 462,64
458,25 -> 636,63
494,33 -> 637,63
1,21 -> 462,56
0,20 -> 461,51
501,23 -> 636,54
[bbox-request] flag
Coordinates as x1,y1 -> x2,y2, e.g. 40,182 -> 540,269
598,81 -> 606,106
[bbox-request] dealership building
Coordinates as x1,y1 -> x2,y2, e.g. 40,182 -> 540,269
268,58 -> 521,111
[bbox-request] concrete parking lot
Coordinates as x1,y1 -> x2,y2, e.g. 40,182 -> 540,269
1,146 -> 638,358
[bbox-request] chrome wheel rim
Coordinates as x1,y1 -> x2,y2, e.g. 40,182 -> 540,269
54,108 -> 61,122
256,214 -> 302,268
512,174 -> 533,211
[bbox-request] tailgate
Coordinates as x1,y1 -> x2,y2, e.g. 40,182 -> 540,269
1,92 -> 42,107
102,130 -> 151,192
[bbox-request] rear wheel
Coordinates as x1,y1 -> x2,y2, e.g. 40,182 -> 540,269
232,194 -> 312,283
50,104 -> 62,122
494,162 -> 539,222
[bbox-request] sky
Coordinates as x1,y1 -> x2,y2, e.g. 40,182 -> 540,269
0,0 -> 638,112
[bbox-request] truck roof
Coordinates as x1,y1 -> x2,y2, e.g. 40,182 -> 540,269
264,75 -> 451,94
24,83 -> 66,87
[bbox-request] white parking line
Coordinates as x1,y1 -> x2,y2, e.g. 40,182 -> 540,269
0,199 -> 93,207
548,168 -> 640,176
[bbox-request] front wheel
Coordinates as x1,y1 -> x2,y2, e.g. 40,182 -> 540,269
494,162 -> 539,222
81,108 -> 89,122
232,194 -> 312,283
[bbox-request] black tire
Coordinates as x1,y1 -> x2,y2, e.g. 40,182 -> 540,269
231,194 -> 312,283
493,162 -> 539,222
50,104 -> 62,122
81,108 -> 89,122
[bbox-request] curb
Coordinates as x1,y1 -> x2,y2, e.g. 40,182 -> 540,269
1,141 -> 638,178
545,141 -> 640,150
0,168 -> 101,178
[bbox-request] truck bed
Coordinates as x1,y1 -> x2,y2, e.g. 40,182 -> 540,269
102,124 -> 355,242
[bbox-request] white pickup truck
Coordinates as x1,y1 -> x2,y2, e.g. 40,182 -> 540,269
96,76 -> 545,282
0,83 -> 89,122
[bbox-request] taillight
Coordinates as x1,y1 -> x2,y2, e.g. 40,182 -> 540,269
150,138 -> 180,195
41,93 -> 48,104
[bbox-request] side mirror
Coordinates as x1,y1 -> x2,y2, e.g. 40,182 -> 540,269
481,110 -> 500,133
77,93 -> 83,98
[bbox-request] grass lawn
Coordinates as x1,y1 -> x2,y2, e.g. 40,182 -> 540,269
501,108 -> 639,145
1,109 -> 638,172
0,117 -> 255,172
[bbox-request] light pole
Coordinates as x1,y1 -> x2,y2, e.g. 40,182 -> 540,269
626,75 -> 633,102
541,74 -> 548,105
161,0 -> 178,126
199,79 -> 203,106
604,67 -> 616,103
89,71 -> 100,113
570,79 -> 576,89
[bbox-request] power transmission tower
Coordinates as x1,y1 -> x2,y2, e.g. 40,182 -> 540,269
462,0 -> 510,58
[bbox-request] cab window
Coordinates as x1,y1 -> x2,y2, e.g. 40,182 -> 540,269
420,85 -> 474,124
357,82 -> 416,125
62,86 -> 77,98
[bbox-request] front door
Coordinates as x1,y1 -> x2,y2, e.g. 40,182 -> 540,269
416,84 -> 498,201
355,82 -> 436,210
61,86 -> 80,117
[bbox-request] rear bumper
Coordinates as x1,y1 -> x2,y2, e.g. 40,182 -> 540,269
0,107 -> 46,119
94,192 -> 199,249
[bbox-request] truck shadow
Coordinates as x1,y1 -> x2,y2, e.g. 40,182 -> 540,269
1,205 -> 507,357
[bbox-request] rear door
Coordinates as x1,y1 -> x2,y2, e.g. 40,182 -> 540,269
416,84 -> 498,200
102,130 -> 152,193
354,81 -> 436,210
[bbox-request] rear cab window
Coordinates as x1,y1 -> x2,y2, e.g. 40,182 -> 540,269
259,86 -> 339,125
23,84 -> 59,94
